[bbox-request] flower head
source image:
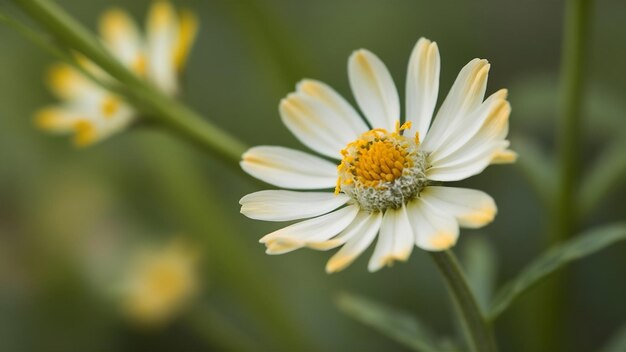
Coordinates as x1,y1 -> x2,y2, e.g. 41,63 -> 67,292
36,1 -> 198,146
240,38 -> 516,273
120,239 -> 198,326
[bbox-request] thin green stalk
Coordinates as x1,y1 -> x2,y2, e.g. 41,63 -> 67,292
0,7 -> 123,95
11,0 -> 247,165
430,251 -> 497,352
543,1 -> 592,350
554,0 -> 592,243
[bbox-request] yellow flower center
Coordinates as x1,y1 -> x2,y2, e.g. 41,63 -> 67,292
73,120 -> 97,147
336,121 -> 428,211
101,96 -> 120,118
336,122 -> 416,193
346,134 -> 409,187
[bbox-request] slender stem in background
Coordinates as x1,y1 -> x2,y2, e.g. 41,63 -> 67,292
554,0 -> 592,243
430,251 -> 497,352
11,0 -> 247,166
541,1 -> 592,351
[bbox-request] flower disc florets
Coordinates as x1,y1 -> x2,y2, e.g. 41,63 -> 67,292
336,122 -> 429,211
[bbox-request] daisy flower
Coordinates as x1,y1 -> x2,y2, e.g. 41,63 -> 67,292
240,38 -> 516,273
35,1 -> 198,146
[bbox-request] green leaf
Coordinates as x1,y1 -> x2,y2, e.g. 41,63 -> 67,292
335,292 -> 439,352
488,223 -> 626,321
462,237 -> 497,312
601,324 -> 626,352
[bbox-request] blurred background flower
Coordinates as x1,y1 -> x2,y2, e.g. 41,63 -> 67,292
118,238 -> 198,327
34,0 -> 197,146
1,0 -> 625,351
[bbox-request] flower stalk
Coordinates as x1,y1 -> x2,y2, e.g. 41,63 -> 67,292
554,0 -> 592,243
543,0 -> 592,350
11,0 -> 247,165
430,251 -> 497,352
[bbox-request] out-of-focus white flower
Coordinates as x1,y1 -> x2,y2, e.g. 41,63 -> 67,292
120,239 -> 198,326
240,38 -> 516,273
36,1 -> 198,146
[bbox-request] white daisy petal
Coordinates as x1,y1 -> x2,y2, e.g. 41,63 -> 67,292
422,58 -> 490,153
99,8 -> 143,70
296,79 -> 369,136
389,205 -> 415,261
368,205 -> 414,272
307,211 -> 372,251
367,220 -> 393,272
240,190 -> 349,222
280,92 -> 359,159
348,49 -> 400,130
405,38 -> 440,139
420,186 -> 497,228
146,1 -> 179,94
426,140 -> 510,182
241,146 -> 338,189
491,149 -> 518,164
172,10 -> 199,72
46,64 -> 94,100
326,211 -> 382,273
35,106 -> 84,133
428,89 -> 508,163
260,205 -> 359,254
407,199 -> 459,251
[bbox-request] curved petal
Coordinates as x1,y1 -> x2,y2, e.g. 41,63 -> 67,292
407,199 -> 459,251
422,59 -> 490,153
241,146 -> 338,189
307,210 -> 372,251
296,79 -> 369,136
99,8 -> 143,70
348,49 -> 399,130
172,9 -> 198,71
428,89 -> 508,163
420,186 -> 497,228
326,211 -> 382,273
368,205 -> 414,272
491,149 -> 518,164
46,64 -> 94,100
426,140 -> 510,182
35,106 -> 83,133
405,38 -> 440,139
146,1 -> 179,94
260,205 -> 359,254
240,190 -> 349,222
280,92 -> 357,159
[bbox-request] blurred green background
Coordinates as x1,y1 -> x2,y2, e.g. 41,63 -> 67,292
1,0 -> 625,351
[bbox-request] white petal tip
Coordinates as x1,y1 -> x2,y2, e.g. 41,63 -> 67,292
418,232 -> 458,251
491,149 -> 518,164
325,256 -> 353,274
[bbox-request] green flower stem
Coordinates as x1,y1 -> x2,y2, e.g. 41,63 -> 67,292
430,251 -> 497,352
12,0 -> 247,165
542,1 -> 592,350
554,0 -> 592,243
